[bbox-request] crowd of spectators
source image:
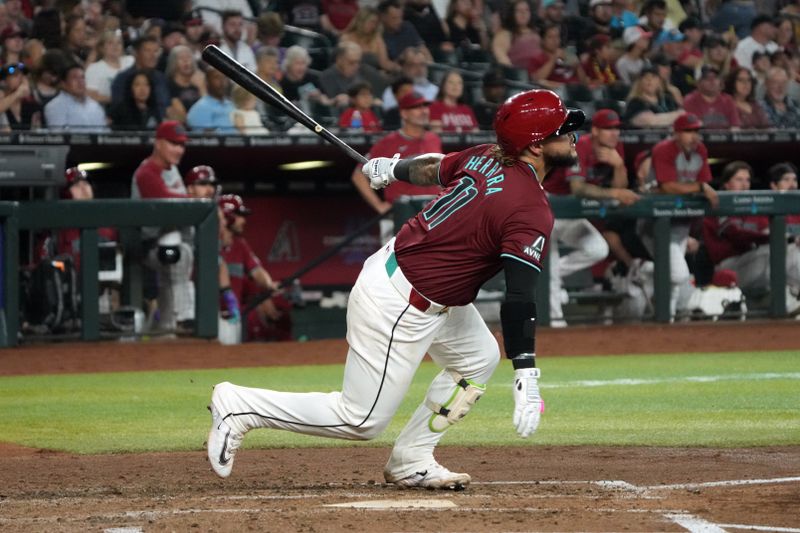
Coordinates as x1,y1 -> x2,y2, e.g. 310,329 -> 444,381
0,0 -> 798,134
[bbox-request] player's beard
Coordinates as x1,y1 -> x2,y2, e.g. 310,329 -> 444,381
544,151 -> 579,168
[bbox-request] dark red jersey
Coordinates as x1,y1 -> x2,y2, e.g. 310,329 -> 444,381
788,214 -> 800,237
651,138 -> 712,186
543,135 -> 625,195
221,235 -> 262,303
702,215 -> 769,264
366,130 -> 442,203
394,144 -> 554,306
131,157 -> 188,199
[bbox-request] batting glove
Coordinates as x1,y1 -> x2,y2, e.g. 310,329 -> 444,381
513,367 -> 544,438
362,153 -> 400,190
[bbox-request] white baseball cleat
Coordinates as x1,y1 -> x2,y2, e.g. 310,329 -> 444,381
206,401 -> 243,479
387,463 -> 471,491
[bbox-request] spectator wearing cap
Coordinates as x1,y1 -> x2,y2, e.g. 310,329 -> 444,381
156,22 -> 188,73
702,160 -> 800,314
723,66 -> 771,128
0,61 -> 41,130
623,65 -> 683,127
182,9 -> 206,61
639,112 -> 718,318
380,46 -> 436,111
543,108 -> 640,324
579,0 -> 615,52
62,14 -> 95,68
378,0 -> 432,62
734,15 -> 779,73
527,23 -> 588,90
581,34 -> 619,87
111,36 -> 171,118
186,67 -> 236,134
654,29 -> 687,64
428,70 -> 478,133
702,33 -> 737,81
110,69 -> 162,131
616,25 -> 652,84
350,91 -> 441,225
44,63 -> 107,130
759,65 -> 800,129
219,10 -> 256,73
132,120 -> 193,331
1,24 -> 25,65
676,17 -> 705,82
85,29 -> 135,106
491,0 -> 541,70
472,68 -> 505,130
683,65 -> 740,128
165,44 -> 206,124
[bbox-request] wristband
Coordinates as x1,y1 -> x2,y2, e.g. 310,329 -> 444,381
393,158 -> 411,183
512,352 -> 536,370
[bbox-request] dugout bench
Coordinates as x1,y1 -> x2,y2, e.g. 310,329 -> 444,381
0,199 -> 219,347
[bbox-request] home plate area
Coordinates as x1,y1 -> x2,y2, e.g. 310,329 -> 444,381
0,445 -> 797,532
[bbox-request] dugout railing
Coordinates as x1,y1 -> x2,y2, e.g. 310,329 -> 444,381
0,199 -> 219,347
394,190 -> 800,325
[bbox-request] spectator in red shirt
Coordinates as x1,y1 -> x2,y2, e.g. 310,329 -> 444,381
527,23 -> 588,90
683,65 -> 741,129
639,112 -> 718,318
321,0 -> 359,40
428,70 -> 478,133
338,80 -> 382,132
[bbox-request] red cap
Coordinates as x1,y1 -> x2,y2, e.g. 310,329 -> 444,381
592,108 -> 621,128
155,120 -> 188,144
712,269 -> 738,288
673,112 -> 703,131
398,92 -> 430,110
0,25 -> 25,40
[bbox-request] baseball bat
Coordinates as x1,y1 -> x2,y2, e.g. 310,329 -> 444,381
201,44 -> 368,165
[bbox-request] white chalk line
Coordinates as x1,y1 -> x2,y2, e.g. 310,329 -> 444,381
664,513 -> 729,533
541,372 -> 800,389
643,476 -> 800,491
717,525 -> 800,533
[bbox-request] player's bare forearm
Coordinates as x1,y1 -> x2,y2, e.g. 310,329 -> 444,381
406,154 -> 445,186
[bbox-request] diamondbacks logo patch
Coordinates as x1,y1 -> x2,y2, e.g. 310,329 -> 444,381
523,235 -> 546,262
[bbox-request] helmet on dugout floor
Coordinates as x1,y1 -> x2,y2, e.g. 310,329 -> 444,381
493,89 -> 585,156
218,194 -> 251,226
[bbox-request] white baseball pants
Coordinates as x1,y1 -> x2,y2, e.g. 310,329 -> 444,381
212,240 -> 501,481
548,218 -> 610,322
145,242 -> 195,329
720,243 -> 800,308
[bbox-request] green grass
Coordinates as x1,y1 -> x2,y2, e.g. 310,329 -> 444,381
0,351 -> 798,454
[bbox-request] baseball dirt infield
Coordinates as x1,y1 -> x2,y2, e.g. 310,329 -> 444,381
0,321 -> 798,532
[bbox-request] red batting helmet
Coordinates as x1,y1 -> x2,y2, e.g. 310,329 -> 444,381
61,166 -> 88,198
218,194 -> 252,226
184,165 -> 218,187
493,89 -> 585,156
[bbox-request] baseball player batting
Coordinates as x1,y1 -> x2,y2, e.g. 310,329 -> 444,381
207,89 -> 585,489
